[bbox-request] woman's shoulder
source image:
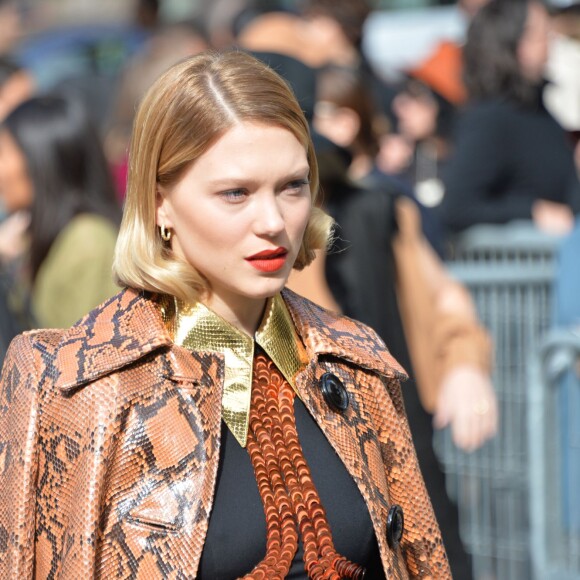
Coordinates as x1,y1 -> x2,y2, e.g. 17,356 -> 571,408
47,289 -> 171,389
282,289 -> 407,380
4,327 -> 64,359
5,284 -> 169,370
2,289 -> 173,401
1,327 -> 67,394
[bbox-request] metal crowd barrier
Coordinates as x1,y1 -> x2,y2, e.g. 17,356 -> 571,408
528,330 -> 580,580
435,221 -> 562,580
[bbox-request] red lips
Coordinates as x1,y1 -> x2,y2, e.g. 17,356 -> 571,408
245,247 -> 288,272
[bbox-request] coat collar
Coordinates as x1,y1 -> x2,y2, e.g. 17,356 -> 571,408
55,287 -> 405,391
282,288 -> 405,378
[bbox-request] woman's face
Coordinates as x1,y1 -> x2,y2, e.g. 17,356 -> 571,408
517,1 -> 549,84
156,121 -> 312,314
0,129 -> 33,213
393,89 -> 438,143
313,101 -> 360,149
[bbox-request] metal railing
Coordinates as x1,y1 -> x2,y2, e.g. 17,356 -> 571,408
528,329 -> 580,580
435,222 -> 562,580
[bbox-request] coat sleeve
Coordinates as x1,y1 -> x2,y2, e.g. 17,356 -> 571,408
394,197 -> 493,413
374,372 -> 451,578
0,334 -> 40,579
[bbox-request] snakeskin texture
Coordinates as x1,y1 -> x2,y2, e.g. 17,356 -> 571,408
0,287 -> 450,579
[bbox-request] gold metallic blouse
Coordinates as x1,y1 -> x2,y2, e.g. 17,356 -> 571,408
162,293 -> 308,446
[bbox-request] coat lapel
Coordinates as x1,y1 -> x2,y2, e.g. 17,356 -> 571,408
54,289 -> 203,391
283,288 -> 401,553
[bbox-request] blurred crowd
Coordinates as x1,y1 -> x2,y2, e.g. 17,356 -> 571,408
0,0 -> 579,578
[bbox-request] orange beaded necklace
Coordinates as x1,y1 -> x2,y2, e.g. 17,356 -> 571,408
243,353 -> 365,580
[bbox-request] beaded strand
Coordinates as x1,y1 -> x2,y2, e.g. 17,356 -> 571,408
242,353 -> 366,580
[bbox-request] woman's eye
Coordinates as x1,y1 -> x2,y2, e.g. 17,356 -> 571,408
286,179 -> 310,192
220,189 -> 247,202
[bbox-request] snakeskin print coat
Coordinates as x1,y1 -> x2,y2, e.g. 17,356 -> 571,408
0,287 -> 450,579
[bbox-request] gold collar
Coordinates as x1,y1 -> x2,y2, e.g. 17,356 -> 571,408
161,294 -> 309,447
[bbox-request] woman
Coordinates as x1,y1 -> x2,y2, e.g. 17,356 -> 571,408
0,51 -> 450,578
0,95 -> 120,328
439,0 -> 580,234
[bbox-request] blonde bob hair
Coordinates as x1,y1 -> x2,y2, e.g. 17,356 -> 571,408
113,49 -> 332,303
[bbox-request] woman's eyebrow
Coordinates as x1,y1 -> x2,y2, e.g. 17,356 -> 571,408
205,166 -> 310,188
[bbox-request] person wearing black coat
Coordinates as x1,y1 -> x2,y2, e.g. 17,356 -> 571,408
438,0 -> 580,234
439,91 -> 580,232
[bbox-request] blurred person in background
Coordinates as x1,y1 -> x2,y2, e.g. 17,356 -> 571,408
0,57 -> 35,223
439,0 -> 580,235
0,95 -> 120,329
375,0 -> 491,205
237,0 -> 371,69
397,0 -> 492,115
313,65 -> 383,183
0,56 -> 35,363
0,2 -> 27,364
313,63 -> 444,253
380,67 -> 459,227
0,57 -> 35,123
289,125 -> 497,580
544,1 -> 580,174
295,0 -> 371,69
235,0 -> 399,136
106,20 -> 208,197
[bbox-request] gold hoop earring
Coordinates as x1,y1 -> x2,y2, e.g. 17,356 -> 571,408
160,225 -> 172,242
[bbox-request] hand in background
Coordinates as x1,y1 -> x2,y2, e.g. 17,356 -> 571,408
433,364 -> 498,452
0,211 -> 29,263
532,199 -> 575,235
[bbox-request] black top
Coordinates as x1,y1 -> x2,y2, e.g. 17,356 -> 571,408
326,185 -> 408,368
438,94 -> 580,232
198,389 -> 385,579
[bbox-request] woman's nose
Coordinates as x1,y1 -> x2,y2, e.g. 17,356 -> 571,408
253,193 -> 285,237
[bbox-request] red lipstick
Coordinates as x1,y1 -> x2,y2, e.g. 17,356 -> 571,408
245,247 -> 288,272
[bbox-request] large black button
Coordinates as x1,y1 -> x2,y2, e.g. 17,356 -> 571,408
319,372 -> 349,412
386,504 -> 404,549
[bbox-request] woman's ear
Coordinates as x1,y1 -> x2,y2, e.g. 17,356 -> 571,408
155,187 -> 173,228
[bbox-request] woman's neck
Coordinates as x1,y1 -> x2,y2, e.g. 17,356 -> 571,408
202,292 -> 268,336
